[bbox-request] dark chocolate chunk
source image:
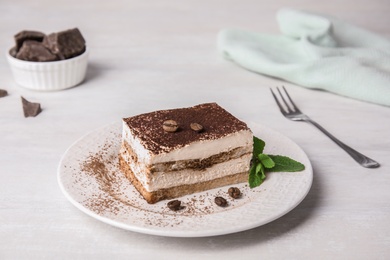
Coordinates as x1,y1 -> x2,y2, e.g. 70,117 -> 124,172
43,28 -> 86,59
0,89 -> 8,98
16,40 -> 58,62
14,30 -> 45,52
21,96 -> 42,117
9,47 -> 17,57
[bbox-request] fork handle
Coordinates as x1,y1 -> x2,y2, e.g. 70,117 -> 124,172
306,119 -> 380,168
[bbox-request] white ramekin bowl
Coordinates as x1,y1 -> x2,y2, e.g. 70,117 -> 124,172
6,47 -> 89,91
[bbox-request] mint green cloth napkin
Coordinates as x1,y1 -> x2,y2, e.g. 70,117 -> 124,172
218,8 -> 390,106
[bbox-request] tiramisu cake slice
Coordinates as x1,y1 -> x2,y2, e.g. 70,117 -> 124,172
119,103 -> 253,204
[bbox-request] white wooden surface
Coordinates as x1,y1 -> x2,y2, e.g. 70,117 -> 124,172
1,0 -> 390,259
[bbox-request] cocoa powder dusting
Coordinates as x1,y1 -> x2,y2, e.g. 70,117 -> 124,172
123,103 -> 251,154
75,134 -> 252,228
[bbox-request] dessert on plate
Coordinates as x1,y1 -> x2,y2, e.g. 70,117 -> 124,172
119,103 -> 253,204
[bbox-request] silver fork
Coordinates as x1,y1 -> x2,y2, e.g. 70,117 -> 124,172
270,86 -> 380,168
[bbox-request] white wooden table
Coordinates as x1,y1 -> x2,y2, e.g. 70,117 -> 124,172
1,1 -> 389,259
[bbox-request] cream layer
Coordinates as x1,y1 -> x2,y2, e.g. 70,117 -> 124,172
122,121 -> 253,164
120,145 -> 251,192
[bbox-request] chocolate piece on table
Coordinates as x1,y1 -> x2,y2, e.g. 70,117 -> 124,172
16,40 -> 58,62
14,30 -> 45,52
21,96 -> 42,117
43,28 -> 86,59
0,89 -> 8,97
0,89 -> 8,98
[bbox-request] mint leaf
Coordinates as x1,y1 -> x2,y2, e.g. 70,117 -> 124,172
248,136 -> 305,189
259,165 -> 266,180
255,162 -> 263,174
258,154 -> 275,168
253,136 -> 265,156
267,155 -> 305,172
249,164 -> 262,188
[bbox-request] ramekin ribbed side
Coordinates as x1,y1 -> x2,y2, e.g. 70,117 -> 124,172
6,48 -> 89,91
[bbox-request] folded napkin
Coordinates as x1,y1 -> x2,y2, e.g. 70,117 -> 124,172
218,8 -> 390,106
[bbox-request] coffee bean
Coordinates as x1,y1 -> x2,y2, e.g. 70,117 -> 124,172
228,187 -> 241,199
214,196 -> 227,207
163,120 -> 179,133
190,123 -> 203,133
167,200 -> 183,211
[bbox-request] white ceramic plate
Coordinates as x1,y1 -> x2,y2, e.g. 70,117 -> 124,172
58,122 -> 313,237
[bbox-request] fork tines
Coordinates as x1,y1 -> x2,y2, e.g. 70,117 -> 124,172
270,86 -> 300,114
